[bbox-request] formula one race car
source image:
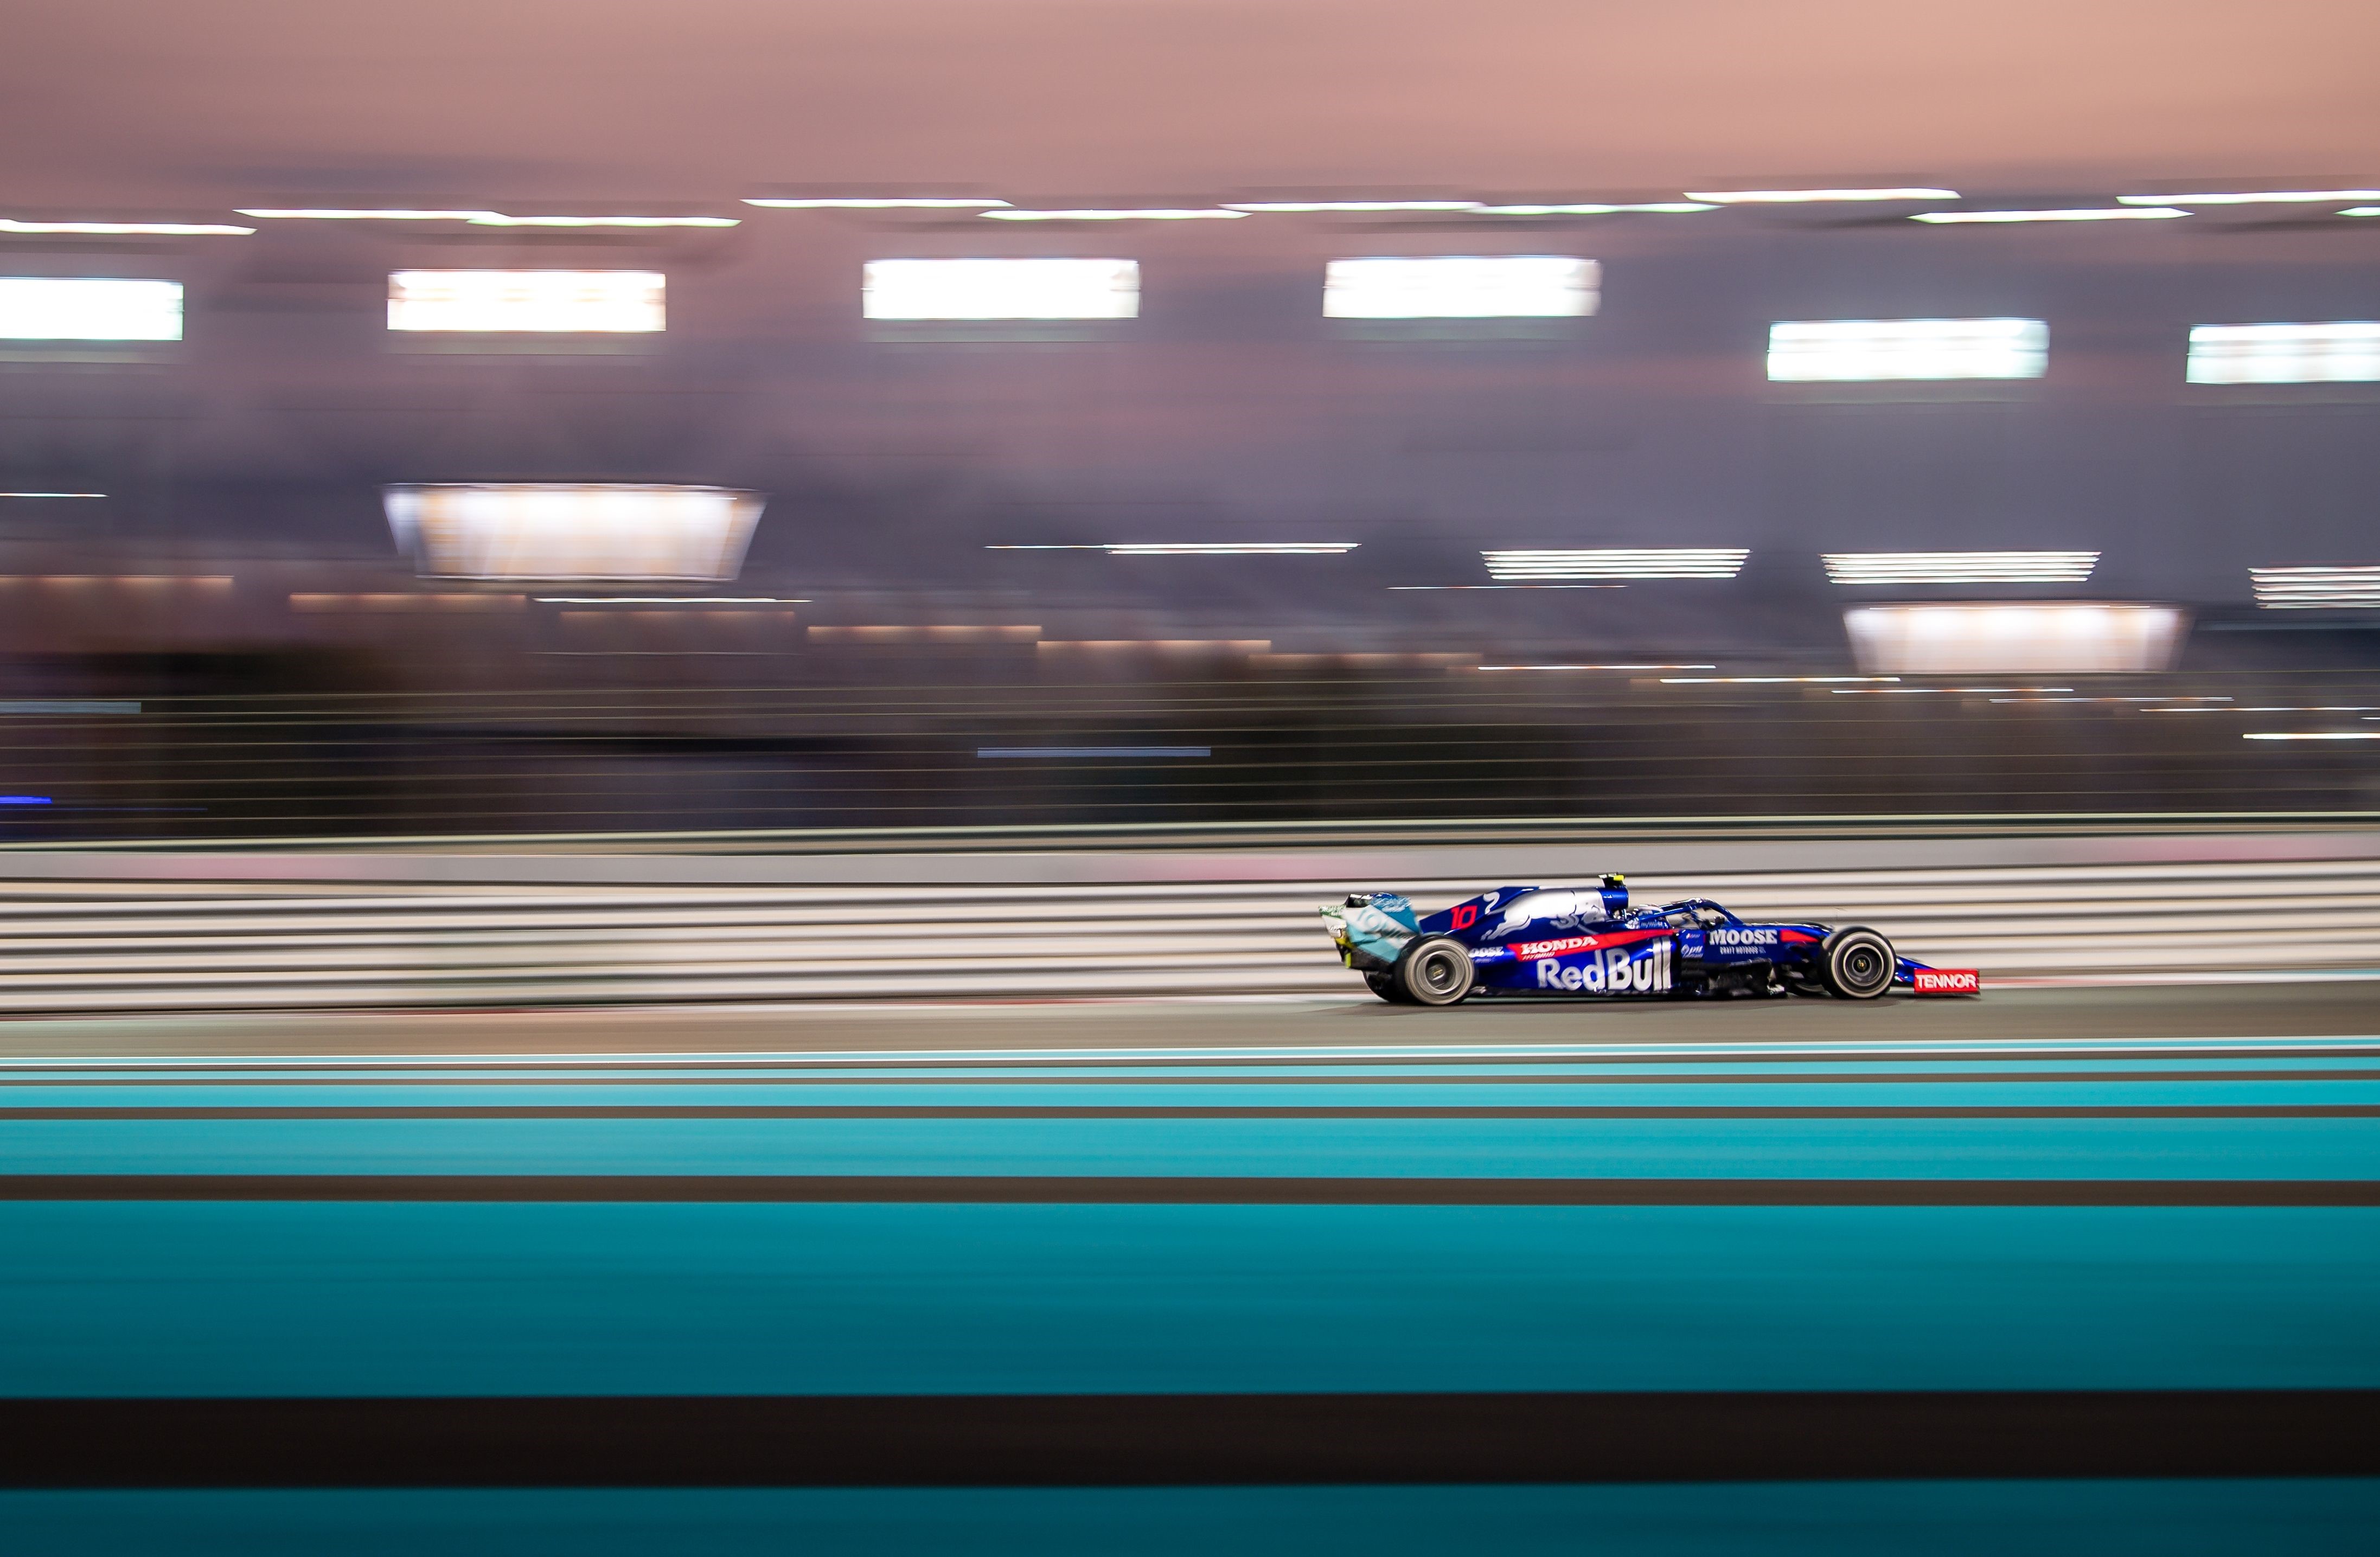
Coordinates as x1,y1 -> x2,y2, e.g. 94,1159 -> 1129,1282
1321,875 -> 1979,1006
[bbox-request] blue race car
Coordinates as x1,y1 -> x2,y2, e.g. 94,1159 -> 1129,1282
1321,875 -> 1979,1005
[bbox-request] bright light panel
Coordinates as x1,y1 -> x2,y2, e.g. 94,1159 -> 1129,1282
745,197 -> 1010,209
1845,604 -> 2184,674
2117,190 -> 2380,206
862,259 -> 1138,319
1823,551 -> 2099,584
0,277 -> 182,340
981,208 -> 1244,221
2250,566 -> 2380,608
2186,323 -> 2380,384
243,209 -> 731,227
1685,188 -> 1958,203
1323,257 -> 1596,318
387,271 -> 664,332
1470,203 -> 1714,216
383,484 -> 763,580
1767,318 -> 2048,381
1225,201 -> 1482,213
0,220 -> 251,236
1483,548 -> 1747,580
1912,208 -> 2187,223
986,542 -> 1356,555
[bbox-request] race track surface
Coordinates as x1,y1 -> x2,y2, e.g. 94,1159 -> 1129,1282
4,983 -> 2377,1553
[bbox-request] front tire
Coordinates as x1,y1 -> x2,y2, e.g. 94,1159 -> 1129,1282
1394,937 -> 1476,1007
1821,927 -> 1896,1000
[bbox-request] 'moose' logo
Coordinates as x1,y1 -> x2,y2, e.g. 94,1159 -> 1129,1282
1913,969 -> 1981,995
1711,927 -> 1778,947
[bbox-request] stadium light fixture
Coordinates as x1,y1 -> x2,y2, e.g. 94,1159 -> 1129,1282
2187,323 -> 2380,384
0,491 -> 105,499
0,219 -> 251,236
1469,202 -> 1716,216
1845,603 -> 2185,675
1684,188 -> 1958,203
2116,190 -> 2380,206
863,258 -> 1138,319
242,209 -> 733,228
744,197 -> 1011,209
2249,566 -> 2380,608
1224,201 -> 1483,213
1324,256 -> 1597,318
0,277 -> 182,340
2243,731 -> 2380,740
384,484 -> 764,581
1767,318 -> 2048,381
1912,208 -> 2187,223
980,208 -> 1244,221
1822,551 -> 2099,584
386,271 -> 664,332
986,542 -> 1357,554
1483,548 -> 1748,580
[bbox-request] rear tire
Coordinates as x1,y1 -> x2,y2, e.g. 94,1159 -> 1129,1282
1394,937 -> 1476,1007
1364,970 -> 1410,1004
1821,927 -> 1896,1000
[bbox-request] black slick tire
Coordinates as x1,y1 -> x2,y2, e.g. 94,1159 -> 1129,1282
1820,926 -> 1896,1000
1394,937 -> 1476,1007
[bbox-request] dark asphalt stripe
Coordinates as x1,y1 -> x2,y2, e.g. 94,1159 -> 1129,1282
3,1174 -> 2375,1205
11,1067 -> 2380,1087
3,1390 -> 2373,1486
7,1103 -> 2378,1120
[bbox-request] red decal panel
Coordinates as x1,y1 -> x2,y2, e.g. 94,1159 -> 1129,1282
1912,969 -> 1982,996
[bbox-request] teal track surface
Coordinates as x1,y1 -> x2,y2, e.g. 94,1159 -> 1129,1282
4,1024 -> 2378,1550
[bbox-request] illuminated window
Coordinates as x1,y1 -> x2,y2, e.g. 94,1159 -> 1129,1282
1323,257 -> 1596,318
1768,318 -> 2048,381
386,271 -> 666,332
0,277 -> 182,340
862,259 -> 1138,320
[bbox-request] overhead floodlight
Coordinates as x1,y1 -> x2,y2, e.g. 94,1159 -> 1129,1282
241,208 -> 733,228
463,215 -> 738,228
387,270 -> 664,332
1483,548 -> 1747,580
2186,323 -> 2380,384
979,208 -> 1245,221
1845,603 -> 2184,674
0,277 -> 182,340
1470,203 -> 1716,216
862,258 -> 1138,319
239,208 -> 502,221
1767,318 -> 2048,381
1323,256 -> 1596,318
0,219 -> 252,236
1913,207 -> 2187,223
2250,566 -> 2380,608
744,197 -> 1011,209
1224,201 -> 1483,213
1822,551 -> 2099,584
1684,188 -> 1959,203
986,542 -> 1357,555
2116,190 -> 2380,206
383,484 -> 763,580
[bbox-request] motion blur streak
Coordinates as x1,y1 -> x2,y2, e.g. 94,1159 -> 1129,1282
1767,319 -> 2049,380
384,271 -> 666,333
1845,605 -> 2185,675
0,278 -> 181,341
3,826 -> 2380,1014
860,258 -> 1138,318
1321,257 -> 1596,318
2186,323 -> 2380,383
